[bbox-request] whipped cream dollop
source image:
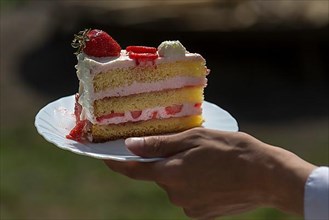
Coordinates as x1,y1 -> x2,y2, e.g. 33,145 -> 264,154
158,40 -> 186,57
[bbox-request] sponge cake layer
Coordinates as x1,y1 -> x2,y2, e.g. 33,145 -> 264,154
93,60 -> 206,92
91,115 -> 203,142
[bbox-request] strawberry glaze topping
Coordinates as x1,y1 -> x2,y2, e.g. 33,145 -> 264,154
126,46 -> 159,66
126,46 -> 157,54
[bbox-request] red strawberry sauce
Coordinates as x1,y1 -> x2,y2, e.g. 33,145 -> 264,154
165,104 -> 183,115
96,112 -> 125,122
131,110 -> 142,119
66,120 -> 87,141
67,94 -> 86,141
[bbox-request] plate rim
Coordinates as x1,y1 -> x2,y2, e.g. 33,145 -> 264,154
35,94 -> 239,162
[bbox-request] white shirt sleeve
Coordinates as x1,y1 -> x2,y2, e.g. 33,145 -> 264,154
304,166 -> 329,220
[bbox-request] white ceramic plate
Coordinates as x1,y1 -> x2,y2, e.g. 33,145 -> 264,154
35,95 -> 238,162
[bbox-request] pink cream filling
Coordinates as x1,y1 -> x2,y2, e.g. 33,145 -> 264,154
95,103 -> 202,125
92,76 -> 207,100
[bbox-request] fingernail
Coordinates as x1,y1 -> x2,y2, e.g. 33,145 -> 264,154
125,137 -> 144,150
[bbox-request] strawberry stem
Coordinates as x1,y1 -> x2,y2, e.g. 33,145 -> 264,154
71,28 -> 91,55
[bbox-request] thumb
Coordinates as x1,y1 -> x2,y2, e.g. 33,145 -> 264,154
125,130 -> 198,158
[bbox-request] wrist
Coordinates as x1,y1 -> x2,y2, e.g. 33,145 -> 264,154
264,146 -> 316,215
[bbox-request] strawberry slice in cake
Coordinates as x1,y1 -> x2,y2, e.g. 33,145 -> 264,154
67,28 -> 210,142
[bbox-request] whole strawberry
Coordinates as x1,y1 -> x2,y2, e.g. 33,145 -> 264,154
71,28 -> 121,57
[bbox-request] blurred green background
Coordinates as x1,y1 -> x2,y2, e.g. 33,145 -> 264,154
1,0 -> 328,219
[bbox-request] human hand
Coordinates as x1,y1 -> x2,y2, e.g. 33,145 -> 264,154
104,128 -> 315,219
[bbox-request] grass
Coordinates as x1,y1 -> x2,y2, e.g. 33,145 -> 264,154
1,122 -> 186,220
0,112 -> 327,219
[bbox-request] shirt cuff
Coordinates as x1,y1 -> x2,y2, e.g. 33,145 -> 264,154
304,166 -> 329,220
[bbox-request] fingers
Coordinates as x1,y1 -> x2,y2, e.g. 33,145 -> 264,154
104,160 -> 159,181
104,152 -> 185,183
125,127 -> 205,158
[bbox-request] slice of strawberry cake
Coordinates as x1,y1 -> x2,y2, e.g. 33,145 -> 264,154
67,28 -> 209,142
